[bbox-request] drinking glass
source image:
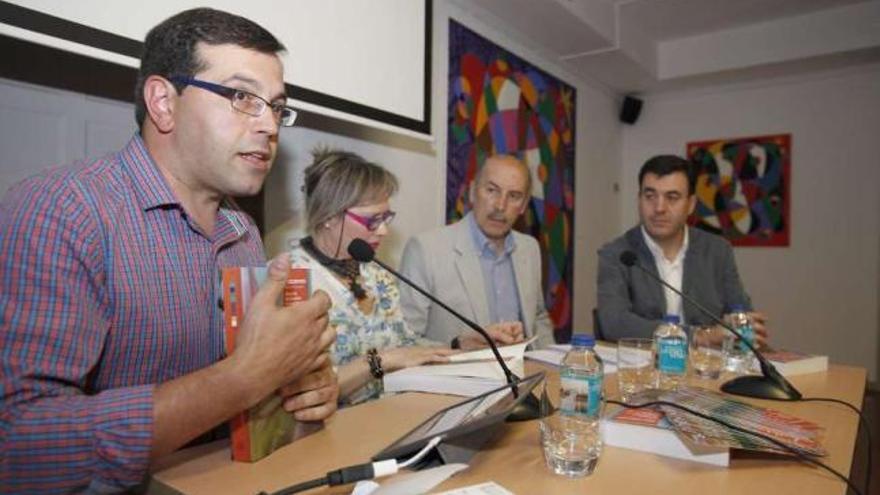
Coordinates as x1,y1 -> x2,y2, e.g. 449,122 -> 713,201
689,325 -> 726,379
616,338 -> 655,402
539,412 -> 602,477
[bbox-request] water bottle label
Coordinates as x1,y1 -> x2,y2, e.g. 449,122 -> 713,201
736,324 -> 754,351
658,340 -> 687,374
559,374 -> 602,417
587,375 -> 602,416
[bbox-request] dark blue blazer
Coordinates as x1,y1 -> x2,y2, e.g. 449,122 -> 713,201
596,226 -> 752,340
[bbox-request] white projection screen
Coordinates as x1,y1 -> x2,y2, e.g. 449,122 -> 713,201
0,0 -> 431,135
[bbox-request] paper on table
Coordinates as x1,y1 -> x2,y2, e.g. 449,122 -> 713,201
526,342 -> 618,373
433,481 -> 516,494
383,359 -> 526,397
523,348 -> 567,367
383,375 -> 502,397
447,336 -> 537,363
388,358 -> 526,380
353,463 -> 469,495
551,342 -> 618,363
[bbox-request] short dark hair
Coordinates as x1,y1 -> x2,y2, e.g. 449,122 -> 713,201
134,8 -> 285,128
638,155 -> 696,195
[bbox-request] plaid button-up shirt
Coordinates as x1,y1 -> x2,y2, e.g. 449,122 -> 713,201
0,134 -> 265,493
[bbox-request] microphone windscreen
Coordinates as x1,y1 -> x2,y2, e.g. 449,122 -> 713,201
620,251 -> 637,267
347,238 -> 375,262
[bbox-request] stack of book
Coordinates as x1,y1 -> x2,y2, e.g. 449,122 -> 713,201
658,387 -> 826,456
601,386 -> 826,467
601,402 -> 730,466
762,349 -> 829,377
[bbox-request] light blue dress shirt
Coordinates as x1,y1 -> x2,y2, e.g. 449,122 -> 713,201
466,212 -> 523,325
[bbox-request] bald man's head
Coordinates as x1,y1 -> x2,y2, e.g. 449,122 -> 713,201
470,155 -> 532,245
475,155 -> 531,195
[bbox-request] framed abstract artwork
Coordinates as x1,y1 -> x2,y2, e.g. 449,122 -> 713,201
687,134 -> 791,247
447,20 -> 576,341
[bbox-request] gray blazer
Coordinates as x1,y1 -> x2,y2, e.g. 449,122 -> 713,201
596,226 -> 752,340
399,219 -> 554,348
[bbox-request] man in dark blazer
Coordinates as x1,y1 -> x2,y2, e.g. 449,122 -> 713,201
597,155 -> 768,344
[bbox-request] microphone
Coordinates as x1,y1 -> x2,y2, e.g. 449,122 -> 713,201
619,250 -> 801,401
348,238 -> 544,420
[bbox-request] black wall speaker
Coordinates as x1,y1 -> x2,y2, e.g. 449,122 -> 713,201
620,95 -> 643,124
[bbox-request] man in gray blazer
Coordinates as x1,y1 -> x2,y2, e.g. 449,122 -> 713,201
400,155 -> 554,350
597,155 -> 769,344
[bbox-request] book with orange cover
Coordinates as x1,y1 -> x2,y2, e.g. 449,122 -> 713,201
221,265 -> 320,462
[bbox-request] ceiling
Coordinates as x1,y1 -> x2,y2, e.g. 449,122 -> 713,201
463,0 -> 880,94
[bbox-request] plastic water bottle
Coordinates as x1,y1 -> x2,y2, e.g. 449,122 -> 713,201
654,315 -> 688,390
542,334 -> 603,477
724,305 -> 755,373
560,334 -> 605,424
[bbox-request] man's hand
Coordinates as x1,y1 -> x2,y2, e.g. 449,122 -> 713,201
458,321 -> 524,350
278,360 -> 339,421
229,254 -> 335,405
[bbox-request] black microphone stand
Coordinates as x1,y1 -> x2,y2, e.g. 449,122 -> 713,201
620,251 -> 801,401
349,239 -> 545,421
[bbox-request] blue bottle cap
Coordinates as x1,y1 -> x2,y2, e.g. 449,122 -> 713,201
571,334 -> 595,348
728,304 -> 746,312
662,314 -> 681,324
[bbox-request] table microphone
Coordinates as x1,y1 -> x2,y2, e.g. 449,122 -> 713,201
348,238 -> 545,420
619,250 -> 801,400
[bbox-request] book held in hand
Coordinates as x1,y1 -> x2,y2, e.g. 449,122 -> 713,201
220,265 -> 320,462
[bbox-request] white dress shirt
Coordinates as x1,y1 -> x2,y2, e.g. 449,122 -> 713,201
641,226 -> 689,319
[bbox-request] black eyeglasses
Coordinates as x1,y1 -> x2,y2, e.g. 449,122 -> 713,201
169,76 -> 297,127
345,210 -> 396,231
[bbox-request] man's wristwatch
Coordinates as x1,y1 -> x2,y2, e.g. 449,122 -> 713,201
450,337 -> 461,350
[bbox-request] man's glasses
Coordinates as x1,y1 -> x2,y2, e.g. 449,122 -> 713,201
345,210 -> 396,231
169,76 -> 297,127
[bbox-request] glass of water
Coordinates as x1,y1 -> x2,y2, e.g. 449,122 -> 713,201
689,325 -> 726,379
616,338 -> 655,402
540,412 -> 602,477
722,312 -> 757,373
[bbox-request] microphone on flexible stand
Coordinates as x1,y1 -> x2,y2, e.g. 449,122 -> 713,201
348,238 -> 545,421
619,250 -> 801,401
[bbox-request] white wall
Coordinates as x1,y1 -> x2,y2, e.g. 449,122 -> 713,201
0,78 -> 135,194
621,65 -> 880,380
263,0 -> 625,336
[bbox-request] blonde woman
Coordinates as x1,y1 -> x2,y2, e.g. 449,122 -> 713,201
294,148 -> 454,405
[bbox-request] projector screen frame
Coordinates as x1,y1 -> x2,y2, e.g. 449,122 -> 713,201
0,0 -> 433,135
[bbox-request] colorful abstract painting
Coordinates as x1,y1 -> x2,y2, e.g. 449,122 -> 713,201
447,20 -> 576,341
687,134 -> 791,247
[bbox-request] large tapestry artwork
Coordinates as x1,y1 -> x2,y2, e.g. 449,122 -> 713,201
447,20 -> 576,341
687,134 -> 791,247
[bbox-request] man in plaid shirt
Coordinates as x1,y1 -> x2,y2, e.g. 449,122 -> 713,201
0,8 -> 338,493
